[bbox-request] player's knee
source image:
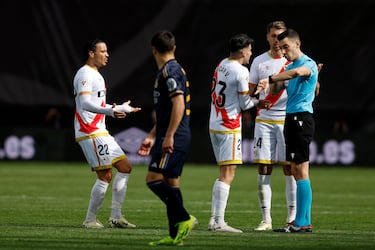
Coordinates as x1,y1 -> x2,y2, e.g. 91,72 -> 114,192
119,165 -> 132,174
258,165 -> 272,175
115,159 -> 132,174
283,165 -> 293,176
97,169 -> 112,183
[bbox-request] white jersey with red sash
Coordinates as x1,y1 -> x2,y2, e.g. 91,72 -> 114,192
209,58 -> 250,132
249,52 -> 290,121
73,65 -> 109,141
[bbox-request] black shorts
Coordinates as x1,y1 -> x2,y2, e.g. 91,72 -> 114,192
284,112 -> 315,164
148,150 -> 187,178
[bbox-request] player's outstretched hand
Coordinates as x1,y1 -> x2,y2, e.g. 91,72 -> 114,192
112,103 -> 127,119
122,100 -> 141,113
255,78 -> 269,95
113,100 -> 141,114
138,137 -> 154,156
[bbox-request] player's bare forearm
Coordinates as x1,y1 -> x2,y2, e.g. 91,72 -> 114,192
270,81 -> 285,95
249,82 -> 258,97
315,81 -> 320,96
315,63 -> 323,96
138,126 -> 156,156
163,95 -> 184,153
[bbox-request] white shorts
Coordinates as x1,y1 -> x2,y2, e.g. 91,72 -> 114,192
77,134 -> 126,171
209,131 -> 242,166
253,120 -> 288,165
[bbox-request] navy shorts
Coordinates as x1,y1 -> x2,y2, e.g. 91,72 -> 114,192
284,112 -> 315,164
148,150 -> 187,178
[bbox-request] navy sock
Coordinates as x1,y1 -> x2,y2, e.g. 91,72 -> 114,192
147,180 -> 189,237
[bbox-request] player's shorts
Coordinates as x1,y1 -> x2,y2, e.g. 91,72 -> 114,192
253,119 -> 289,165
148,150 -> 187,178
209,130 -> 242,166
77,133 -> 126,171
284,112 -> 315,164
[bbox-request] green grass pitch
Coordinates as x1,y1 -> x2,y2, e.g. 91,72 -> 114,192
0,161 -> 374,249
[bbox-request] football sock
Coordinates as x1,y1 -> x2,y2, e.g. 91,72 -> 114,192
257,174 -> 272,223
305,181 -> 312,226
85,179 -> 108,222
295,179 -> 312,227
147,180 -> 189,237
173,186 -> 183,206
170,186 -> 185,237
210,178 -> 219,219
212,179 -> 230,225
111,172 -> 129,218
285,175 -> 297,223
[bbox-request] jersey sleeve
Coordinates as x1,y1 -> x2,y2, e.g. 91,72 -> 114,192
165,63 -> 186,98
74,71 -> 93,95
249,57 -> 260,85
79,94 -> 114,117
237,66 -> 256,110
237,66 -> 250,93
307,59 -> 318,80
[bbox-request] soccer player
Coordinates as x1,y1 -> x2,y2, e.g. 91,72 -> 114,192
249,21 -> 296,231
138,30 -> 196,246
73,38 -> 141,229
208,34 -> 270,233
258,28 -> 319,233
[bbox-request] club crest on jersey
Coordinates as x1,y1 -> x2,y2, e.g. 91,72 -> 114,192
166,78 -> 177,92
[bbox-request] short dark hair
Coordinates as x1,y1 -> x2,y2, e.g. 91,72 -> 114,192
82,38 -> 105,62
151,30 -> 175,53
277,28 -> 300,41
266,21 -> 287,33
228,34 -> 254,53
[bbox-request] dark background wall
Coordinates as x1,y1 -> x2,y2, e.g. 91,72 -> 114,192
1,0 -> 374,164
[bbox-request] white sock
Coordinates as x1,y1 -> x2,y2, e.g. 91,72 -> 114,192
85,179 -> 109,222
257,174 -> 272,223
111,172 -> 129,218
285,175 -> 297,223
210,178 -> 218,219
212,179 -> 230,225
